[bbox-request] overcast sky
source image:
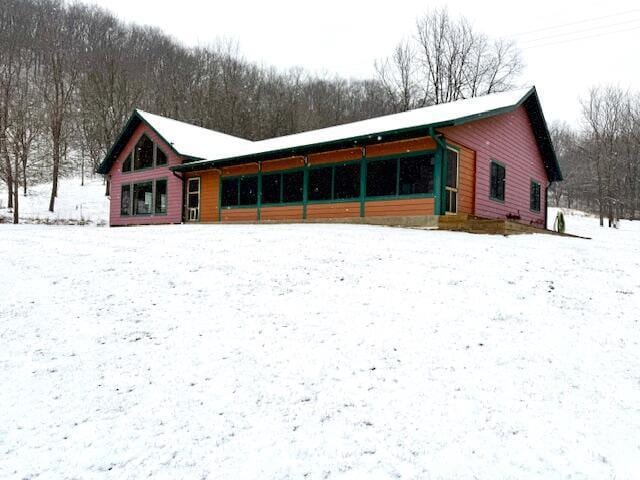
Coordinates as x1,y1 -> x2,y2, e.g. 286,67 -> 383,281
85,0 -> 640,127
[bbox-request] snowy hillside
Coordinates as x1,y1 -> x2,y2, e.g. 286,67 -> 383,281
0,176 -> 108,225
1,212 -> 639,479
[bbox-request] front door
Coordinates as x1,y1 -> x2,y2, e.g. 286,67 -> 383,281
187,177 -> 200,221
445,149 -> 459,214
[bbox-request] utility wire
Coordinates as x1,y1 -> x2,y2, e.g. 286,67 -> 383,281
509,8 -> 640,37
521,24 -> 640,50
518,17 -> 640,45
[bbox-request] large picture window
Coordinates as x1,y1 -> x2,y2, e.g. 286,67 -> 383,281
262,173 -> 281,204
221,178 -> 239,207
120,179 -> 166,217
239,177 -> 258,205
530,180 -> 541,212
133,181 -> 153,215
490,161 -> 506,202
134,135 -> 154,170
123,135 -> 168,173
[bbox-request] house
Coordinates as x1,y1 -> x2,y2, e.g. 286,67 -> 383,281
97,86 -> 562,229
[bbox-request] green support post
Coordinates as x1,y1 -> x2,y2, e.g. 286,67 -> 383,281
303,160 -> 309,219
360,149 -> 366,217
429,127 -> 447,215
257,165 -> 262,221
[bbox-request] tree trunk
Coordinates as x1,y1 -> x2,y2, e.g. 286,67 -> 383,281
12,156 -> 19,224
49,140 -> 60,212
22,155 -> 27,196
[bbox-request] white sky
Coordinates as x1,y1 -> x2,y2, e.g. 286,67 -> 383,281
86,0 -> 640,127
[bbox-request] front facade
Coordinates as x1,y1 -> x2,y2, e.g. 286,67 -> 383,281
98,88 -> 562,228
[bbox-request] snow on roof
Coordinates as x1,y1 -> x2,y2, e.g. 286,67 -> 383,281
180,86 -> 533,166
136,109 -> 252,160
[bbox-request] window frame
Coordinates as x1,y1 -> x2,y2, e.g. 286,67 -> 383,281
489,160 -> 506,203
530,179 -> 541,212
119,178 -> 168,217
365,150 -> 436,201
122,134 -> 169,174
307,160 -> 361,204
261,168 -> 306,206
220,174 -> 260,208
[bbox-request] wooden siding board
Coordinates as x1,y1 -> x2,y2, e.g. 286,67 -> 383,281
441,106 -> 547,226
365,198 -> 435,217
366,137 -> 436,158
308,148 -> 362,166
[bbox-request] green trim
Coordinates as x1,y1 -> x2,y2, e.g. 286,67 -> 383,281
365,193 -> 434,202
359,150 -> 366,217
302,163 -> 309,219
257,167 -> 262,221
489,160 -> 506,203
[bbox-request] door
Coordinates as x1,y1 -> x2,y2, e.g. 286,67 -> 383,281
445,149 -> 459,214
187,177 -> 200,221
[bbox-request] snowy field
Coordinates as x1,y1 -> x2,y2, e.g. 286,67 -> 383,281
0,176 -> 108,225
1,202 -> 640,478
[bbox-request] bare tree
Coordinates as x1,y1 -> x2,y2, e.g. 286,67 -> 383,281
377,8 -> 524,108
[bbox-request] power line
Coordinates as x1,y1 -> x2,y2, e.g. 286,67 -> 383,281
518,17 -> 640,45
510,8 -> 640,37
521,24 -> 640,50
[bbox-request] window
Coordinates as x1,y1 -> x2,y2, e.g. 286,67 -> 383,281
530,181 -> 541,212
239,176 -> 258,205
133,181 -> 153,215
120,180 -> 167,216
367,158 -> 396,197
262,173 -> 281,204
155,179 -> 167,214
122,153 -> 132,172
282,171 -> 304,203
261,171 -> 304,204
334,164 -> 360,200
399,154 -> 434,195
308,163 -> 361,202
221,178 -> 239,207
490,161 -> 506,202
121,184 -> 131,216
367,154 -> 434,198
134,135 -> 154,170
308,167 -> 333,201
156,148 -> 167,166
221,176 -> 259,207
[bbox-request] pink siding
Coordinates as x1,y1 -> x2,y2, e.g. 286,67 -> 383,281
441,106 -> 548,227
108,123 -> 184,226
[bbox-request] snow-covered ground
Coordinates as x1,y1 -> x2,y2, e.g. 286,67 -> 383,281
1,209 -> 639,479
0,176 -> 108,225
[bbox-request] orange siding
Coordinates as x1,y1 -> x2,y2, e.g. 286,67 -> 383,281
186,170 -> 220,222
308,148 -> 362,166
306,202 -> 360,219
454,143 -> 475,215
222,163 -> 258,176
365,198 -> 435,217
262,156 -> 305,172
366,137 -> 436,158
221,208 -> 257,222
261,205 -> 304,221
